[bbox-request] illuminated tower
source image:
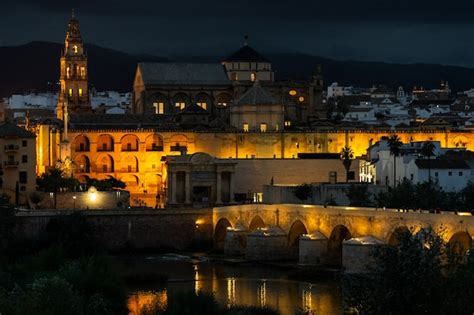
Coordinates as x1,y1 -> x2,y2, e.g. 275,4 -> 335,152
56,10 -> 91,120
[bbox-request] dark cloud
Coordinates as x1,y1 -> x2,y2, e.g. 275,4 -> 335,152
2,0 -> 474,67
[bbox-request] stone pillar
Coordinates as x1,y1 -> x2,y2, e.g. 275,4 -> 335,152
216,171 -> 222,204
229,171 -> 235,203
185,171 -> 191,204
170,171 -> 177,204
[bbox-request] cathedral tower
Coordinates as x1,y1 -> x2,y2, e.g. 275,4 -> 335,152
56,10 -> 91,120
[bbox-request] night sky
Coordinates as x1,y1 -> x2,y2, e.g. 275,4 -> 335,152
3,0 -> 474,66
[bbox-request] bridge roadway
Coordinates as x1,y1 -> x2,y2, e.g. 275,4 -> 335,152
213,204 -> 474,267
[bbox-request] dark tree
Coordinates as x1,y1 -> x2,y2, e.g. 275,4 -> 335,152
340,146 -> 354,183
293,184 -> 313,201
346,184 -> 372,207
387,135 -> 403,186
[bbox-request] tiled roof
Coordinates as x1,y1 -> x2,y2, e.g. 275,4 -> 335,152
223,45 -> 270,63
415,159 -> 470,170
236,82 -> 278,105
0,122 -> 35,138
138,63 -> 230,86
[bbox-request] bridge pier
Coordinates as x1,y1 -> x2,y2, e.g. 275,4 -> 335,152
224,229 -> 247,255
246,227 -> 290,261
343,236 -> 383,273
299,232 -> 328,265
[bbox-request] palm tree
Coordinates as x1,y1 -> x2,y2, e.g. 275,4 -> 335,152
387,135 -> 403,187
340,146 -> 354,183
421,141 -> 436,182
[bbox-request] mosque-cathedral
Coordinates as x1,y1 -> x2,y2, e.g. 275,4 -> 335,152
35,12 -> 474,207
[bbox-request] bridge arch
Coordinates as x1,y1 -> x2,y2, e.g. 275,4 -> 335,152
249,215 -> 265,232
448,231 -> 472,256
327,224 -> 352,267
288,220 -> 308,248
215,218 -> 232,250
387,226 -> 411,246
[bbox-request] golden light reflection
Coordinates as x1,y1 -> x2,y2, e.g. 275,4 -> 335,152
194,264 -> 202,294
258,280 -> 267,307
302,286 -> 312,311
227,277 -> 236,307
128,290 -> 167,315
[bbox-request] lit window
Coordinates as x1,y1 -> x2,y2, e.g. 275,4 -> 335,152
260,123 -> 267,133
73,45 -> 78,54
66,67 -> 70,78
68,89 -> 73,97
197,102 -> 207,110
78,88 -> 83,97
250,72 -> 256,82
243,123 -> 249,132
80,67 -> 86,77
231,73 -> 238,81
275,124 -> 279,131
298,96 -> 305,102
153,102 -> 164,114
175,102 -> 185,110
289,90 -> 297,96
284,121 -> 291,127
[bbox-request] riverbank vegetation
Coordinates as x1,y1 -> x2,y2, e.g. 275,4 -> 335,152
343,227 -> 474,314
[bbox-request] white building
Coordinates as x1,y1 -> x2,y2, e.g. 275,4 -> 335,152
327,82 -> 353,98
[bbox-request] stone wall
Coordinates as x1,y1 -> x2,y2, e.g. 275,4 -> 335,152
37,190 -> 130,210
16,209 -> 213,251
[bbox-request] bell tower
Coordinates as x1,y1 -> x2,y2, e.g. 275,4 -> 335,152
56,10 -> 91,120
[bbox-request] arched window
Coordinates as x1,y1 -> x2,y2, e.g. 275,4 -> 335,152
97,134 -> 114,152
121,134 -> 140,152
123,155 -> 139,173
145,134 -> 164,151
195,93 -> 211,110
97,154 -> 114,173
74,135 -> 90,152
75,155 -> 90,173
73,45 -> 78,54
151,93 -> 168,114
173,94 -> 189,110
216,94 -> 231,107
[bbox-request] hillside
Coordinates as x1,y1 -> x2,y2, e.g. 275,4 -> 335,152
1,41 -> 474,97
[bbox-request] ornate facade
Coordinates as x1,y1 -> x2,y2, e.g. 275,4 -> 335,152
56,11 -> 91,120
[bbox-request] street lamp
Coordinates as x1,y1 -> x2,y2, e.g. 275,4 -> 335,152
73,195 -> 77,210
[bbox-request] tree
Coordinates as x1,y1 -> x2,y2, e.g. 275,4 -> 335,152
343,226 -> 474,314
293,184 -> 313,202
421,141 -> 436,182
37,168 -> 79,208
346,184 -> 372,207
85,177 -> 126,191
387,135 -> 403,187
340,146 -> 354,183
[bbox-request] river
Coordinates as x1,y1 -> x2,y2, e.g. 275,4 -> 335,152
120,254 -> 343,315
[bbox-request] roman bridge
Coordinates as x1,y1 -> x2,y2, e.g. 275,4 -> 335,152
213,204 -> 474,270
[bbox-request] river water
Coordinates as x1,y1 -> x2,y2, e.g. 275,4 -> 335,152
121,254 -> 343,315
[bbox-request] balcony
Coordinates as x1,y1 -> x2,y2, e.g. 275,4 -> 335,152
170,146 -> 187,152
4,145 -> 19,152
97,146 -> 114,152
147,146 -> 164,152
4,161 -> 19,168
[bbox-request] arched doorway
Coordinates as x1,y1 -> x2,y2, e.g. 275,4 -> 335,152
327,225 -> 352,267
249,215 -> 265,232
214,218 -> 232,250
387,226 -> 411,246
448,231 -> 472,256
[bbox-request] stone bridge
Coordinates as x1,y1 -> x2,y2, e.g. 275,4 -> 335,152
213,204 -> 474,271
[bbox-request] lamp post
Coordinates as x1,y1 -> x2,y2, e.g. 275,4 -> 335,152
73,195 -> 76,210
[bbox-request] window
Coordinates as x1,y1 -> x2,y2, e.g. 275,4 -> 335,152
448,171 -> 452,176
284,121 -> 291,127
102,165 -> 108,173
21,155 -> 27,163
347,171 -> 355,180
231,73 -> 238,81
197,102 -> 207,110
19,171 -> 27,184
435,172 -> 439,177
275,124 -> 279,132
22,140 -> 27,147
73,45 -> 78,54
66,67 -> 70,78
410,174 -> 414,180
78,88 -> 83,97
459,171 -> 463,176
153,102 -> 164,114
68,89 -> 73,97
243,123 -> 249,132
80,67 -> 85,77
250,72 -> 256,82
175,102 -> 185,110
260,123 -> 267,133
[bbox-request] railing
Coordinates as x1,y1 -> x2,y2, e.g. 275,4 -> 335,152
75,146 -> 90,152
4,161 -> 19,167
146,146 -> 164,152
97,147 -> 114,152
4,145 -> 19,152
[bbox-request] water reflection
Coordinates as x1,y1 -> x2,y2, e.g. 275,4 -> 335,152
124,256 -> 342,315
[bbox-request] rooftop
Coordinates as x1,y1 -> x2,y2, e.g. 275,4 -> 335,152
223,45 -> 270,63
0,122 -> 35,138
415,159 -> 470,170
